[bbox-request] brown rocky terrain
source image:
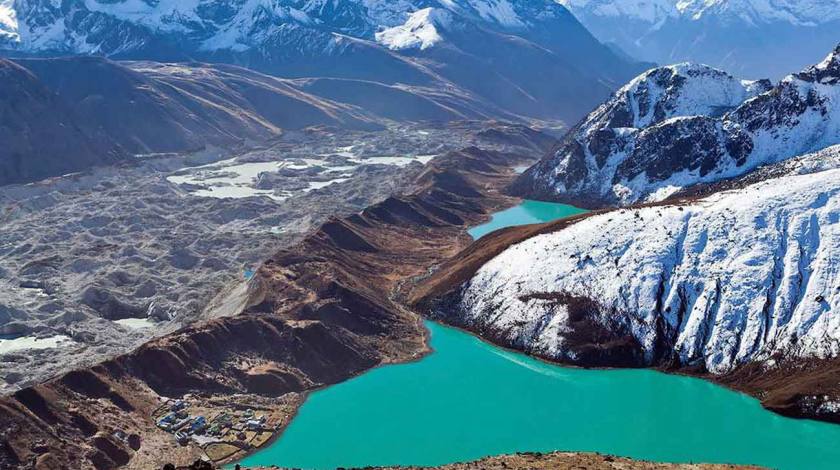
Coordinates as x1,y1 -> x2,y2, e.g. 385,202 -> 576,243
0,141 -> 534,469
368,451 -> 762,470
240,452 -> 761,470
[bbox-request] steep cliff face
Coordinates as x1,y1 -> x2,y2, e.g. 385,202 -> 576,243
429,144 -> 840,375
514,45 -> 840,208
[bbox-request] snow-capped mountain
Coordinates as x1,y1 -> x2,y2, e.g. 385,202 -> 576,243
437,144 -> 840,374
514,45 -> 840,207
0,0 -> 647,123
558,0 -> 840,79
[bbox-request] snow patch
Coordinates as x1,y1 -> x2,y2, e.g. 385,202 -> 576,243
375,7 -> 450,51
0,335 -> 75,354
0,0 -> 19,42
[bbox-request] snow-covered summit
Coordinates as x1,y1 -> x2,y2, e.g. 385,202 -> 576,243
581,62 -> 770,132
514,46 -> 840,207
375,7 -> 452,51
558,0 -> 840,79
796,43 -> 840,84
560,0 -> 840,26
0,0 -> 577,54
0,0 -> 17,42
447,144 -> 840,374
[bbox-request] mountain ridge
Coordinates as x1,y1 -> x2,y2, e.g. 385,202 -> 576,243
0,0 -> 648,124
559,0 -> 840,79
513,44 -> 840,208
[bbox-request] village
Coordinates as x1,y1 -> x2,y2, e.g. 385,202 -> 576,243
151,395 -> 284,463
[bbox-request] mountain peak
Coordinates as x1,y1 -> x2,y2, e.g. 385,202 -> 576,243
375,7 -> 453,51
585,61 -> 769,131
514,43 -> 840,206
0,0 -> 18,42
796,42 -> 840,84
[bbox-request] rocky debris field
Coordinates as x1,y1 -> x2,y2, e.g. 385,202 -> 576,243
243,451 -> 761,470
0,136 -> 551,469
0,121 -> 553,395
371,451 -> 762,470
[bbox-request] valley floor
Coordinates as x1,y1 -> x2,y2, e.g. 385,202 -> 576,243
0,122 -> 529,395
0,123 -> 552,469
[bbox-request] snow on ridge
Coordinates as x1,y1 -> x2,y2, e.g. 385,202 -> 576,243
375,7 -> 451,51
599,62 -> 765,130
560,0 -> 840,26
458,148 -> 840,373
82,0 -> 203,32
0,0 -> 18,42
523,47 -> 840,207
2,0 -> 589,55
557,0 -> 679,24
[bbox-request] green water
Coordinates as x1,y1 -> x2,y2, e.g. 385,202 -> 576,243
237,200 -> 840,470
467,199 -> 587,239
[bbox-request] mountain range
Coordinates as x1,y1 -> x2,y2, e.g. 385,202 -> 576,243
558,0 -> 840,79
0,0 -> 647,124
513,44 -> 840,207
433,143 -> 840,374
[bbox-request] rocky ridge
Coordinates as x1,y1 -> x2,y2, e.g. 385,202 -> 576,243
0,135 -> 543,469
558,0 -> 840,79
0,122 -> 546,395
0,0 -> 647,123
513,45 -> 840,208
417,144 -> 840,422
1,55 -> 527,186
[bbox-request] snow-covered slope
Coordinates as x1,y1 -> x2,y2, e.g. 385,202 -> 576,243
0,0 -> 646,123
375,8 -> 452,51
0,0 -> 16,42
514,45 -> 840,207
560,0 -> 840,27
443,144 -> 840,374
559,0 -> 840,79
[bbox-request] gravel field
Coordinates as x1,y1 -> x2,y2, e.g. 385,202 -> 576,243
0,122 -> 530,393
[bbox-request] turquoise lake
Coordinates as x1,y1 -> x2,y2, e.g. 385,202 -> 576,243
467,199 -> 587,239
237,200 -> 840,470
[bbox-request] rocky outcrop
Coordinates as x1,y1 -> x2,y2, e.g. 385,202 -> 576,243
419,144 -> 840,422
513,45 -> 840,208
